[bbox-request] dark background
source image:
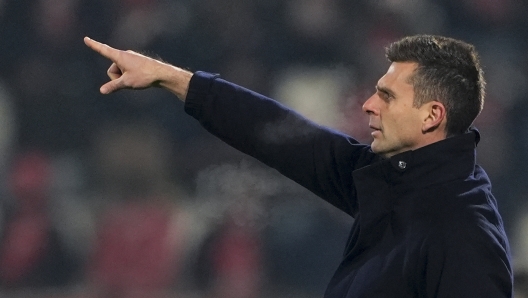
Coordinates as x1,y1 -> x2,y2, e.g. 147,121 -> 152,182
0,0 -> 527,297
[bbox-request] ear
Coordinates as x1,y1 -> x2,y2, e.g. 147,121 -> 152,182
421,101 -> 446,133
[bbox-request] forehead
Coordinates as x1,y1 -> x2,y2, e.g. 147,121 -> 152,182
377,62 -> 418,90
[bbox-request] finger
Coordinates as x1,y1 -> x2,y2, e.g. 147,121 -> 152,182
84,36 -> 120,62
107,63 -> 122,80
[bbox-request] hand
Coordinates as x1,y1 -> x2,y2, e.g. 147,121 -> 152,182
84,37 -> 170,94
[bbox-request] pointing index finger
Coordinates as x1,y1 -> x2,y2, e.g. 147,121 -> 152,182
84,36 -> 120,62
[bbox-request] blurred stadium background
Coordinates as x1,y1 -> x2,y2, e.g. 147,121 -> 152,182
0,0 -> 527,297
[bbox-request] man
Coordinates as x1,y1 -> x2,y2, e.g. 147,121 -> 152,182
84,34 -> 513,297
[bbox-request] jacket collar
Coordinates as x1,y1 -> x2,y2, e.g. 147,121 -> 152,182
384,127 -> 479,188
350,128 -> 480,240
352,128 -> 480,216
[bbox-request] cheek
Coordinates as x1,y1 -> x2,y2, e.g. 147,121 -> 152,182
397,113 -> 423,139
384,111 -> 420,139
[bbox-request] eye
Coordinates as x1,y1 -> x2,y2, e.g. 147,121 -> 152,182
378,90 -> 393,102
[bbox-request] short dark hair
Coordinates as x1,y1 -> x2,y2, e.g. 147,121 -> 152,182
385,35 -> 485,136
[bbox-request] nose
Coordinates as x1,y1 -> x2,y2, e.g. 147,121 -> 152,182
362,94 -> 378,115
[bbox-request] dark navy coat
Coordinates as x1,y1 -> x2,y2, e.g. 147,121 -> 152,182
184,72 -> 513,297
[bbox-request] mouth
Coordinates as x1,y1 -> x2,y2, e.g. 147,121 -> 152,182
369,125 -> 381,136
369,124 -> 381,131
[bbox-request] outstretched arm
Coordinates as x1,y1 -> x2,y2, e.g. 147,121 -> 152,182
85,37 -> 376,216
83,37 -> 193,100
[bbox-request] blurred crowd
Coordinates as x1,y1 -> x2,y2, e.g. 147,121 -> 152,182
0,0 -> 527,297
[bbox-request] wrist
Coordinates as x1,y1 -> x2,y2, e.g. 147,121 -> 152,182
158,64 -> 194,101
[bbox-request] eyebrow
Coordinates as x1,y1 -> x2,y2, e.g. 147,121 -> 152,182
376,85 -> 396,98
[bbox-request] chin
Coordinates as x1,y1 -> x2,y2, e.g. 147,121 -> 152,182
370,144 -> 390,158
370,141 -> 380,153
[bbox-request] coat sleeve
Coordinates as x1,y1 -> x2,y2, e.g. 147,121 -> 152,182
184,71 -> 378,216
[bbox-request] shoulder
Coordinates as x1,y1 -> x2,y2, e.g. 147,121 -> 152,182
419,218 -> 513,297
422,184 -> 510,264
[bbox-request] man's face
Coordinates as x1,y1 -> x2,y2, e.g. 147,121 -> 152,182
363,62 -> 428,158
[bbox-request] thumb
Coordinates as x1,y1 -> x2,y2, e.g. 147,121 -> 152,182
100,78 -> 124,94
